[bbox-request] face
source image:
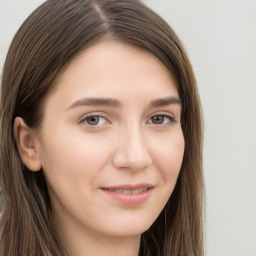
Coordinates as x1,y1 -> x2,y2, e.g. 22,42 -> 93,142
33,41 -> 184,240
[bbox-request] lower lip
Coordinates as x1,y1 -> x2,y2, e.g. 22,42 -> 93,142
101,188 -> 153,205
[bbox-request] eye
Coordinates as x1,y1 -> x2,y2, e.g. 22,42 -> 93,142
149,115 -> 174,125
83,115 -> 108,126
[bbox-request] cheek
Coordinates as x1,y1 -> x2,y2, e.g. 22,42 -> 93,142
38,131 -> 112,215
153,131 -> 185,182
38,128 -> 112,186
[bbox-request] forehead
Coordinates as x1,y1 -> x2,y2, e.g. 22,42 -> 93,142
46,40 -> 179,109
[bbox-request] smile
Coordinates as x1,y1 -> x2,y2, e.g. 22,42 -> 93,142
104,188 -> 148,195
101,184 -> 154,205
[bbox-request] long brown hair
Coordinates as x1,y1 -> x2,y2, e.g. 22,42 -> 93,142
0,0 -> 204,255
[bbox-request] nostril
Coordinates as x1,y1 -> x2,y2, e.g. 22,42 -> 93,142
112,150 -> 152,171
112,130 -> 152,170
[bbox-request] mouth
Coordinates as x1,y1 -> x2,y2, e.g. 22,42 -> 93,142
100,184 -> 154,205
102,187 -> 150,195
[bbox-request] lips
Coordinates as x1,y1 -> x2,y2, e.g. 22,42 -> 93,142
101,184 -> 154,205
103,187 -> 149,195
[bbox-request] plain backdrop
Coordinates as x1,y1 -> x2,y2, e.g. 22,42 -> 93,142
0,1 -> 256,256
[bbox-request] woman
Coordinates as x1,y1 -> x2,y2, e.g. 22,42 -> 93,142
0,0 -> 204,255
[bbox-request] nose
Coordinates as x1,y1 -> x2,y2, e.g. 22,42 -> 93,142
112,125 -> 152,171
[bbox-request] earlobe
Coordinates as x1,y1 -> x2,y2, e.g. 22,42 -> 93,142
14,117 -> 42,172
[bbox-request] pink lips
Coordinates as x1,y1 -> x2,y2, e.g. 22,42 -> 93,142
101,184 -> 154,205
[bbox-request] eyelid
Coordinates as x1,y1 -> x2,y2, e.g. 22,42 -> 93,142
77,111 -> 178,127
147,112 -> 177,125
79,112 -> 111,126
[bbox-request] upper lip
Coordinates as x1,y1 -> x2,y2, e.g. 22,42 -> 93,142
101,183 -> 154,190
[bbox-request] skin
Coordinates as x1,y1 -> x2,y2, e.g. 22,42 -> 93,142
15,41 -> 185,256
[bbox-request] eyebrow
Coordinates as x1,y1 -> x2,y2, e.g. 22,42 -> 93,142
67,98 -> 121,109
149,96 -> 181,107
67,96 -> 181,110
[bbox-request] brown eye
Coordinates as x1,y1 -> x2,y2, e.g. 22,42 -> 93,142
151,115 -> 165,124
150,115 -> 174,125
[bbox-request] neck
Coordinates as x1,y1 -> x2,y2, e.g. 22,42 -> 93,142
66,234 -> 141,256
52,212 -> 141,256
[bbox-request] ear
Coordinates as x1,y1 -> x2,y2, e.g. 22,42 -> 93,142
14,117 -> 42,172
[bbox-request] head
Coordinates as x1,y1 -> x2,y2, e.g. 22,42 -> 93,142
0,0 -> 204,256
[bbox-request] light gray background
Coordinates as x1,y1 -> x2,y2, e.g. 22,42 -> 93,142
1,1 -> 256,256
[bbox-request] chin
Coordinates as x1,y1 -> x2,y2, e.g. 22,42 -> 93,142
100,217 -> 155,239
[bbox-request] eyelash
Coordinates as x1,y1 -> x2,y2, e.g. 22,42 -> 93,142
148,114 -> 176,125
79,114 -> 110,127
79,113 -> 176,127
